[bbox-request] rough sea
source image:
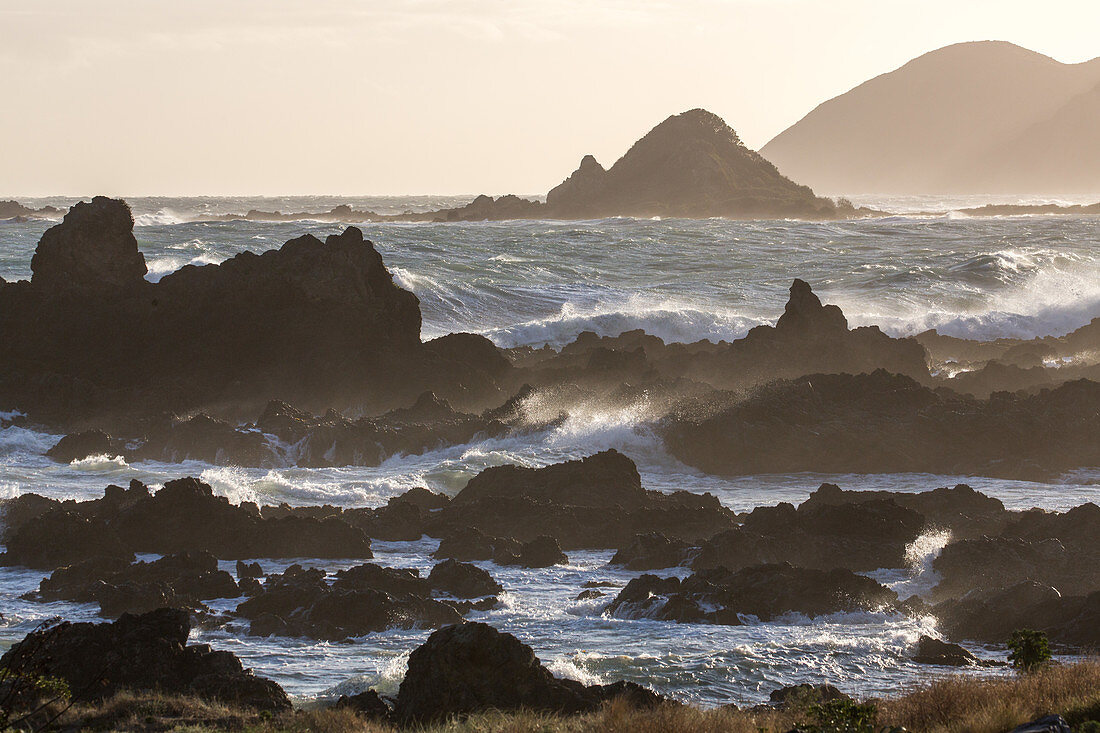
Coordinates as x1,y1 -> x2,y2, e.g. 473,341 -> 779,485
1,194 -> 1098,705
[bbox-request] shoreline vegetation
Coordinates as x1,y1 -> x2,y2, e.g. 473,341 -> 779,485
11,661 -> 1100,732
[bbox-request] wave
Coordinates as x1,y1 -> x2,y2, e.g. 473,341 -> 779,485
145,253 -> 224,282
134,209 -> 189,227
483,297 -> 767,349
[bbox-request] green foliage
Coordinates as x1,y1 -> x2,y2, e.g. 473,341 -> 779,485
797,699 -> 879,733
1008,629 -> 1052,673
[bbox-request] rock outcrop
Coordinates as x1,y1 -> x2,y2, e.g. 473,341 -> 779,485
428,450 -> 735,549
31,551 -> 240,618
606,563 -> 898,624
0,478 -> 373,568
666,371 -> 1100,481
393,622 -> 665,724
236,562 -> 497,640
0,608 -> 290,711
0,198 -> 510,427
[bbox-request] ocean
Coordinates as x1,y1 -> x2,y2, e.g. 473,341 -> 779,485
1,194 -> 1098,705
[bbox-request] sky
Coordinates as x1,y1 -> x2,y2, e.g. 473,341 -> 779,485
2,0 -> 1099,196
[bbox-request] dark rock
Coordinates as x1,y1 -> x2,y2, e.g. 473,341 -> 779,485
236,560 -> 263,580
610,532 -> 694,570
0,510 -> 131,569
693,498 -> 924,573
45,429 -> 118,463
432,527 -> 522,562
1,200 -> 511,426
430,451 -> 734,550
393,622 -> 665,724
667,371 -> 1100,481
334,689 -> 391,720
30,196 -> 147,295
34,551 -> 239,618
606,563 -> 899,624
911,635 -> 980,666
428,560 -> 502,598
506,536 -> 568,568
934,581 -> 1100,647
575,590 -> 606,601
0,608 -> 289,711
236,563 -> 465,641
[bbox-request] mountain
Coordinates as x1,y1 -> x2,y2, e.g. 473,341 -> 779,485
760,41 -> 1100,194
430,109 -> 848,221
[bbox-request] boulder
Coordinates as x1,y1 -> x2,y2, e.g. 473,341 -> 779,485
393,622 -> 665,724
0,608 -> 289,711
428,560 -> 503,598
610,532 -> 695,570
911,635 -> 981,666
45,429 -> 118,463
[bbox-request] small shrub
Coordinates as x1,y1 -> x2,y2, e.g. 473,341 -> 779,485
1008,629 -> 1052,673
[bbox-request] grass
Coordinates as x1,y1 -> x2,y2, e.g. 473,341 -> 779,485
28,661 -> 1100,733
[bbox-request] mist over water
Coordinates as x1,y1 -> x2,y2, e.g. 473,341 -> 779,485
1,194 -> 1099,705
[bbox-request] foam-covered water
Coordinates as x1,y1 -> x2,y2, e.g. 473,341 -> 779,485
1,195 -> 1098,706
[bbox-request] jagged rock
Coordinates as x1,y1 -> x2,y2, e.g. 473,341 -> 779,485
610,532 -> 694,570
1,199 -> 511,426
430,451 -> 734,549
667,371 -> 1100,481
33,551 -> 239,617
236,560 -> 263,580
931,536 -> 1096,599
775,279 -> 848,335
45,429 -> 118,463
236,563 -> 465,641
334,689 -> 391,720
911,635 -> 981,666
393,622 -> 665,724
505,536 -> 569,568
30,196 -> 147,295
800,482 -> 1010,539
453,449 -> 646,509
0,510 -> 131,569
0,478 -> 372,568
428,560 -> 502,598
934,581 -> 1100,646
606,563 -> 899,624
0,608 -> 289,710
432,527 -> 523,563
693,498 -> 924,573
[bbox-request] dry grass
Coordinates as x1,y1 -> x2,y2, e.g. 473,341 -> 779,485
37,661 -> 1100,733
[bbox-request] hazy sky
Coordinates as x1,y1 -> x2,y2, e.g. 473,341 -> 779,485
3,0 -> 1098,196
